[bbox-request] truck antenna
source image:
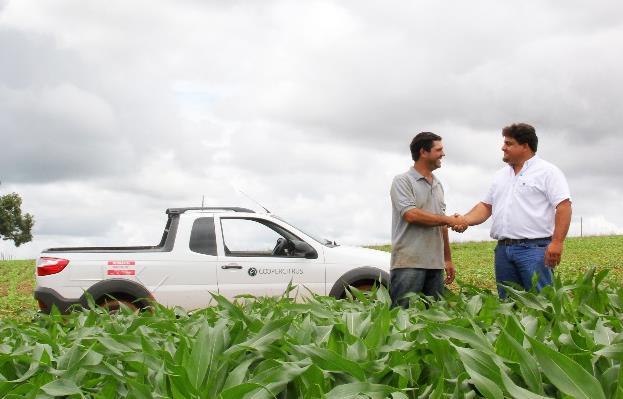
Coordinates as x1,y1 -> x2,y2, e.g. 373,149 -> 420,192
201,195 -> 205,208
238,190 -> 271,214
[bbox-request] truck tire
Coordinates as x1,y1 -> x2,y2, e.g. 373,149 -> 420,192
100,298 -> 139,314
82,279 -> 154,312
351,281 -> 376,292
329,266 -> 389,299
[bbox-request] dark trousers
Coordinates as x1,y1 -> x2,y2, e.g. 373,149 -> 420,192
389,268 -> 443,308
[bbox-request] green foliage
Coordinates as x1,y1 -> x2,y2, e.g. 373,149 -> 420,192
0,193 -> 34,247
373,235 -> 623,291
2,236 -> 623,395
3,235 -> 621,321
0,260 -> 37,321
0,268 -> 622,398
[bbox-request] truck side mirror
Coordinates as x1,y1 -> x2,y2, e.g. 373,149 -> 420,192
291,240 -> 318,259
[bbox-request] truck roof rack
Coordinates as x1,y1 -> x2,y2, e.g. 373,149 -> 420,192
166,207 -> 255,215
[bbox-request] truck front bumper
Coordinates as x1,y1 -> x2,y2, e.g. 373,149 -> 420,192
34,287 -> 82,314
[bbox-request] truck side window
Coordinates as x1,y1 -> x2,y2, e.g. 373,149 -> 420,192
189,217 -> 217,256
221,218 -> 283,257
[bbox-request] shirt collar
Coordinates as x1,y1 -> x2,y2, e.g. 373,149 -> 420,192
409,167 -> 438,185
524,154 -> 539,167
508,154 -> 540,174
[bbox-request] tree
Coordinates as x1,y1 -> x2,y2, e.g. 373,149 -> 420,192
0,192 -> 34,247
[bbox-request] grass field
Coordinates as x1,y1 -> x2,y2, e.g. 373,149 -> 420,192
1,235 -> 622,397
1,235 -> 622,321
372,234 -> 623,291
0,259 -> 36,320
1,265 -> 622,397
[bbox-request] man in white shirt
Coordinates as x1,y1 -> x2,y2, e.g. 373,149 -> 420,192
454,123 -> 572,297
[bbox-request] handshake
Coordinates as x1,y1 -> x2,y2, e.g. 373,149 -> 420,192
445,214 -> 469,233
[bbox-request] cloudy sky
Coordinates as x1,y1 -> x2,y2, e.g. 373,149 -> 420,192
1,0 -> 622,259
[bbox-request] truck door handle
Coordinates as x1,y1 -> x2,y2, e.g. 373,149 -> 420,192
221,263 -> 242,270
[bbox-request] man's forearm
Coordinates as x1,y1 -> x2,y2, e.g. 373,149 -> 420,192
552,200 -> 572,243
403,208 -> 451,226
463,202 -> 492,226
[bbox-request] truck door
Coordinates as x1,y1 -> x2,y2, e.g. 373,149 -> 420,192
216,216 -> 324,300
146,216 -> 220,310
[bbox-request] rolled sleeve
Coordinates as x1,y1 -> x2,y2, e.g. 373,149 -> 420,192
546,166 -> 571,207
391,176 -> 417,217
482,182 -> 495,206
482,169 -> 502,206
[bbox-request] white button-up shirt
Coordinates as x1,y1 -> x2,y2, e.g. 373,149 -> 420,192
483,155 -> 571,240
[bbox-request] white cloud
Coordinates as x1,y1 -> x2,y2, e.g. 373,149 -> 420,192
1,0 -> 622,259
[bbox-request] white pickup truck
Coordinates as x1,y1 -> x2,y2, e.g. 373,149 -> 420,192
34,207 -> 390,313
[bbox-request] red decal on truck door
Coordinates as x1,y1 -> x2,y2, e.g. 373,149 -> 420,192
107,261 -> 136,276
107,269 -> 136,276
107,261 -> 136,266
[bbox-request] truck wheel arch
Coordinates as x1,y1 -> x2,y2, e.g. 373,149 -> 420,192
80,279 -> 154,310
328,266 -> 390,299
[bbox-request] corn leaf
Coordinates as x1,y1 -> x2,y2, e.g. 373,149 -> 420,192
527,336 -> 606,399
40,379 -> 81,396
324,382 -> 401,399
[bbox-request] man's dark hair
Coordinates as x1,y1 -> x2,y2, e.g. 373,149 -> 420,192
410,132 -> 442,161
502,123 -> 538,152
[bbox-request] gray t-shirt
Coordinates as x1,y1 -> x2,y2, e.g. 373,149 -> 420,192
390,167 -> 446,270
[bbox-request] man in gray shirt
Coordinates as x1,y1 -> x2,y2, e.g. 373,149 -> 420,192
390,132 -> 460,308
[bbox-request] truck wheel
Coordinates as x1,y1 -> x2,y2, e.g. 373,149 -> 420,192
329,267 -> 390,299
100,298 -> 139,314
352,282 -> 375,291
344,280 -> 386,298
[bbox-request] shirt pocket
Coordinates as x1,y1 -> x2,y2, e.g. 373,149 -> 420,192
516,178 -> 541,195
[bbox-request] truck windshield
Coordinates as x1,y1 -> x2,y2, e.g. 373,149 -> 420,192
271,215 -> 338,247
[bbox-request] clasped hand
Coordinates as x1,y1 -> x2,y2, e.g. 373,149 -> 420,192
446,214 -> 468,233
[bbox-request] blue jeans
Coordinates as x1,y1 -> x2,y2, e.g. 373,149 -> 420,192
390,268 -> 443,308
494,238 -> 553,298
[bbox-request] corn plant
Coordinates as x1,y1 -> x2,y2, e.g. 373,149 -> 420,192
1,267 -> 622,398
